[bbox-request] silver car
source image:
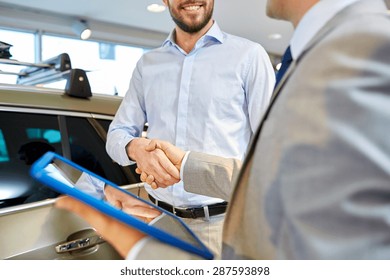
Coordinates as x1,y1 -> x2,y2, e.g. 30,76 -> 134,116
0,83 -> 143,259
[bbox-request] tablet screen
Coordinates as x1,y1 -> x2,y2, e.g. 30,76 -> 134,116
31,152 -> 213,259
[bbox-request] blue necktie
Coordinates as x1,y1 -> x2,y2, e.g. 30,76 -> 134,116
275,46 -> 292,88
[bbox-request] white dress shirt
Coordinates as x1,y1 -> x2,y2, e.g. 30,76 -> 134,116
106,22 -> 275,207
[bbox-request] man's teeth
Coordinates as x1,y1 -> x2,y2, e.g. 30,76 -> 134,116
184,6 -> 201,11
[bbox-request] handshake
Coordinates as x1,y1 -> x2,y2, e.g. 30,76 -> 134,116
127,138 -> 186,189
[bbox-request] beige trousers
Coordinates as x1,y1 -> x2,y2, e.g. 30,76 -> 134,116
181,214 -> 225,260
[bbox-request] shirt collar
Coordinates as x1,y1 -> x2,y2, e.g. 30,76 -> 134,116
162,21 -> 225,48
290,0 -> 363,60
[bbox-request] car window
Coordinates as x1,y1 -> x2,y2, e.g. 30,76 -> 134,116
0,111 -> 139,209
0,111 -> 62,208
96,119 -> 110,132
0,129 -> 10,162
95,119 -> 141,183
65,116 -> 132,186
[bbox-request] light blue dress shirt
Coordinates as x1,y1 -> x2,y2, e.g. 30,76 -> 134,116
106,22 -> 275,207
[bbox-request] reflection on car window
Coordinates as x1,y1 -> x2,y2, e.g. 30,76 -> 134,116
26,128 -> 61,144
0,129 -> 9,162
0,112 -> 61,208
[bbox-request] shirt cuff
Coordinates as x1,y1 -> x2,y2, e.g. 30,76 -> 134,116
125,236 -> 152,260
122,137 -> 137,165
180,151 -> 191,181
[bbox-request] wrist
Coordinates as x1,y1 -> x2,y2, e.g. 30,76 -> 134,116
126,138 -> 149,161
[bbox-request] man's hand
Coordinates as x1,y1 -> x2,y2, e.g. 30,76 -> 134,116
146,139 -> 186,169
55,196 -> 146,258
104,185 -> 161,223
135,139 -> 186,189
127,138 -> 180,187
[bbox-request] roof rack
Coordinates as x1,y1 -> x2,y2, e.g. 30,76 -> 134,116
0,53 -> 92,98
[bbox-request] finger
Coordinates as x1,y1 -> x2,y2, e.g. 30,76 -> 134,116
111,200 -> 122,210
136,148 -> 179,186
145,139 -> 160,152
158,156 -> 180,179
56,196 -> 82,212
152,149 -> 180,181
56,196 -> 113,231
135,167 -> 142,175
145,140 -> 180,178
153,179 -> 168,189
151,182 -> 158,189
122,205 -> 161,219
140,171 -> 148,182
143,171 -> 170,188
145,174 -> 155,185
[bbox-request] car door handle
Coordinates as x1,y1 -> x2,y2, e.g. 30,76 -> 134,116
55,235 -> 105,253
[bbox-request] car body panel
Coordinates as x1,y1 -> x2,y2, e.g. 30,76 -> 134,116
0,200 -> 120,260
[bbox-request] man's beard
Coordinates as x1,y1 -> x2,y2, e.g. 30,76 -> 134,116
169,5 -> 213,33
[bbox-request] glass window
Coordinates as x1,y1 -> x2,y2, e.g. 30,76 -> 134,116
65,116 -> 139,185
95,119 -> 141,182
0,112 -> 61,208
42,35 -> 145,96
0,111 -> 140,209
0,129 -> 9,163
96,119 -> 111,133
0,29 -> 35,84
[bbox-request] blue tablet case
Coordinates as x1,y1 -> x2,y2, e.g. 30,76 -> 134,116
30,151 -> 213,260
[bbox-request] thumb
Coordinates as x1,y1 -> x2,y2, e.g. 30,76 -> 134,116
144,139 -> 160,152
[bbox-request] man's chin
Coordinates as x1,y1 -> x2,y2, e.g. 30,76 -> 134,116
265,3 -> 280,20
175,19 -> 211,33
265,9 -> 276,20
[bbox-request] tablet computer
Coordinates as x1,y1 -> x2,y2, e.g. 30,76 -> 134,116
30,151 -> 213,260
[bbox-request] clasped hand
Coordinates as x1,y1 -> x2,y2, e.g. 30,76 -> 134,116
132,139 -> 186,189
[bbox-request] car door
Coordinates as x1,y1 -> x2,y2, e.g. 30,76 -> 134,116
0,108 -> 141,259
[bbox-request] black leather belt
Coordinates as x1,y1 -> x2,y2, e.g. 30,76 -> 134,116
148,195 -> 227,219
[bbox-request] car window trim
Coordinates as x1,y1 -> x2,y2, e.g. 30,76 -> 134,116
87,118 -> 108,141
0,106 -> 114,120
58,115 -> 72,159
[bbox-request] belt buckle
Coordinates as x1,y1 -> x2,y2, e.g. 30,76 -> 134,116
188,208 -> 198,219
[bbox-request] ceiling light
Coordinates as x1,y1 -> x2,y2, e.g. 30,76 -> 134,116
147,4 -> 166,13
72,19 -> 92,40
268,33 -> 282,40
